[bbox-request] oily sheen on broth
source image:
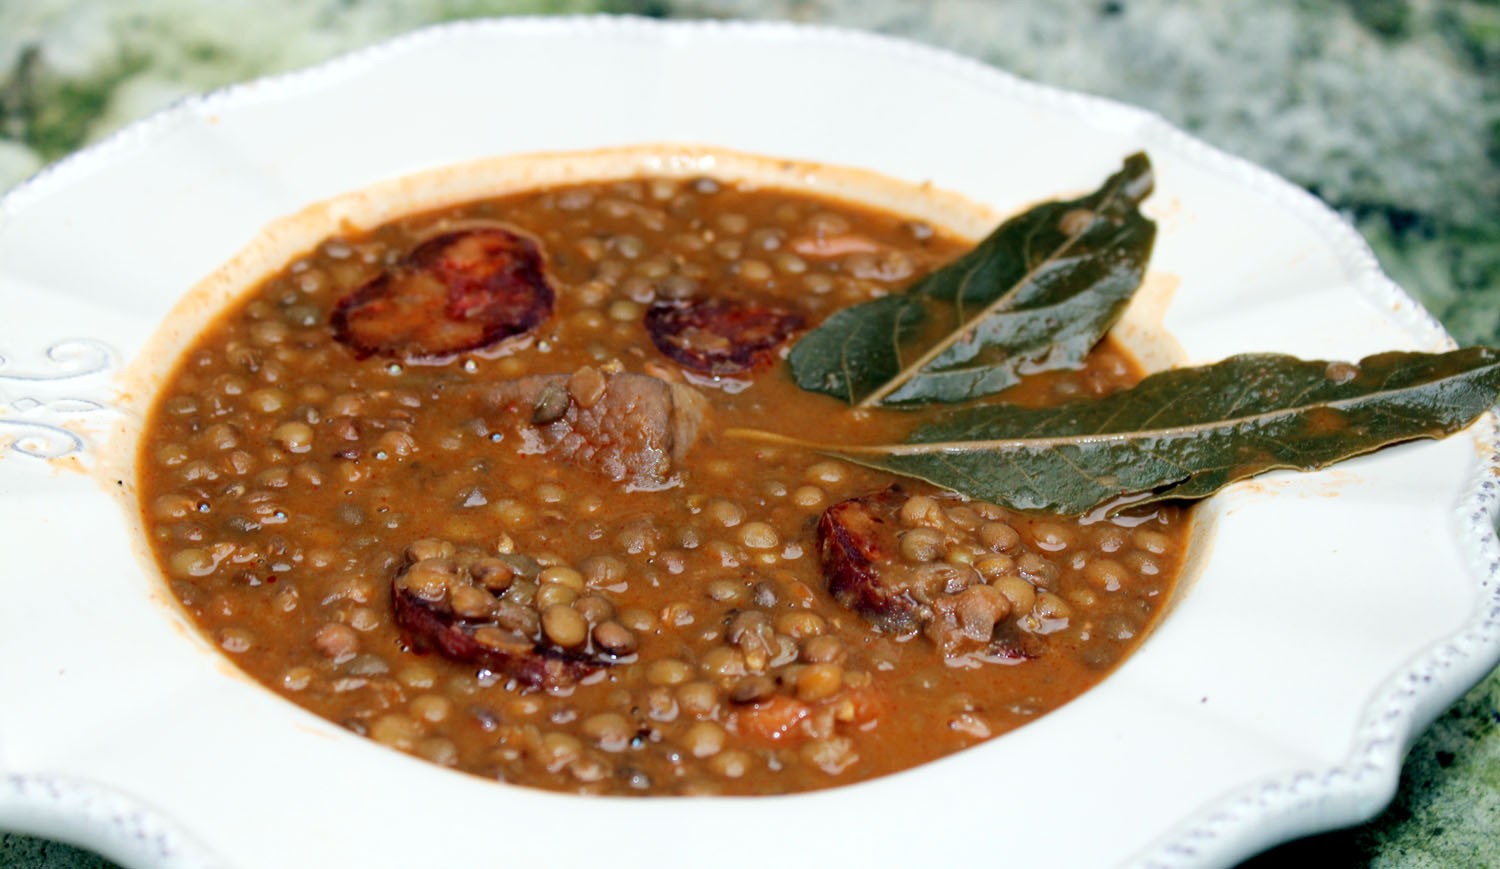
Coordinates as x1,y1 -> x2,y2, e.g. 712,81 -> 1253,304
138,169 -> 1188,795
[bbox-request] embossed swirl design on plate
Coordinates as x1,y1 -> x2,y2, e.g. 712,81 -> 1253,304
0,339 -> 115,459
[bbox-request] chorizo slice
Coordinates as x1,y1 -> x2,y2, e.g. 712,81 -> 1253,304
332,228 -> 553,360
817,486 -> 1048,659
645,298 -> 804,378
818,486 -> 928,633
392,586 -> 594,691
390,541 -> 637,691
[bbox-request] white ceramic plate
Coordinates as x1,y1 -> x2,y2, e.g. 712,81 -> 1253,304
1,17 -> 1496,869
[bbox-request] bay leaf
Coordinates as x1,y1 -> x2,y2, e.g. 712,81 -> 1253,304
788,153 -> 1156,407
738,348 -> 1500,515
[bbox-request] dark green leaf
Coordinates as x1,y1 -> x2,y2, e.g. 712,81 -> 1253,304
783,295 -> 929,399
788,153 -> 1156,407
740,349 -> 1500,515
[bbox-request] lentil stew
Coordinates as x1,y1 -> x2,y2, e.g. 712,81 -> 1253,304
138,163 -> 1191,795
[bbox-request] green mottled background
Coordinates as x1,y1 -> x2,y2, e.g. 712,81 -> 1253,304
2,1 -> 1497,866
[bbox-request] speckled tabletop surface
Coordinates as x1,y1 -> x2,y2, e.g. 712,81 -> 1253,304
2,1 -> 1497,866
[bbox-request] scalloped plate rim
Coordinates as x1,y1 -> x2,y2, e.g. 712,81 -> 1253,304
0,15 -> 1494,869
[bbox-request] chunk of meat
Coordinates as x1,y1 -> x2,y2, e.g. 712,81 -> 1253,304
818,486 -> 1045,659
788,233 -> 882,259
645,298 -> 804,379
332,227 -> 553,360
484,368 -> 707,490
732,695 -> 812,746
